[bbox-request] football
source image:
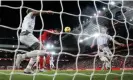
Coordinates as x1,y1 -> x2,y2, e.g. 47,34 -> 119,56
64,26 -> 71,32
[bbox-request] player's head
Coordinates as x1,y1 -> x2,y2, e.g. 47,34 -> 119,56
54,28 -> 61,33
100,27 -> 107,34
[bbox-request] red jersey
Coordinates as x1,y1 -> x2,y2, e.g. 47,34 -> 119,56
38,29 -> 54,43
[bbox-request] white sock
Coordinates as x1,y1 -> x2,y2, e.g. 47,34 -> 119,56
26,57 -> 37,69
105,62 -> 108,69
105,61 -> 111,69
107,61 -> 111,68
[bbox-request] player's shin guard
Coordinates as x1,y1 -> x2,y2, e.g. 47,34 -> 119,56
25,57 -> 36,71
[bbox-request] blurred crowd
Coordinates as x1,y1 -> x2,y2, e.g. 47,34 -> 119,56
60,56 -> 133,70
0,56 -> 133,70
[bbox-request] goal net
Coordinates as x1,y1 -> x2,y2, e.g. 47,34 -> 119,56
0,0 -> 133,80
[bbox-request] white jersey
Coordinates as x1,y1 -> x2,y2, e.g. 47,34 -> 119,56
96,34 -> 112,46
50,56 -> 54,69
21,12 -> 36,33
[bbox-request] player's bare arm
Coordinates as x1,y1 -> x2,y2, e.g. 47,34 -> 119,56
113,40 -> 125,47
32,10 -> 53,16
108,35 -> 124,47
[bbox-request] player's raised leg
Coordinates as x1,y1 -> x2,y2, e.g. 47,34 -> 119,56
15,8 -> 53,74
99,52 -> 109,70
16,35 -> 47,74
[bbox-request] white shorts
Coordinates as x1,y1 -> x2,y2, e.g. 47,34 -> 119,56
102,47 -> 112,59
99,56 -> 109,62
99,45 -> 112,60
20,33 -> 39,47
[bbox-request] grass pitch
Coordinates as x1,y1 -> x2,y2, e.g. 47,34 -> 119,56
0,70 -> 133,80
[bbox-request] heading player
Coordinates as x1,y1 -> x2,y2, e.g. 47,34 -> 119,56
38,29 -> 58,72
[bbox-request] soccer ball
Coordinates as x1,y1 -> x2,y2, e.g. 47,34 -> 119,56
64,26 -> 71,32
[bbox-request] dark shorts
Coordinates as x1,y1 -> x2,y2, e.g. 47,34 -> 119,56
29,42 -> 43,50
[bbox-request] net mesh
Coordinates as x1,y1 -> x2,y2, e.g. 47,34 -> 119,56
0,0 -> 133,80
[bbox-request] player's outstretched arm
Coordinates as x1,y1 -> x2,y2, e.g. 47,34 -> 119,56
26,9 -> 53,17
108,35 -> 124,47
48,29 -> 60,35
53,30 -> 60,34
32,10 -> 53,16
113,40 -> 125,47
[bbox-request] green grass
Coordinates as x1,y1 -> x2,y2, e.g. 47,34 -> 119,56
0,70 -> 133,80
